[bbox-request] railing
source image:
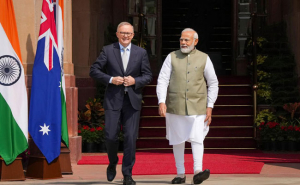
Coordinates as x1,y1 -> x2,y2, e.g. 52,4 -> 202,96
250,11 -> 267,138
251,13 -> 258,139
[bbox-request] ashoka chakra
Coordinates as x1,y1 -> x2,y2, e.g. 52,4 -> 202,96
0,55 -> 21,86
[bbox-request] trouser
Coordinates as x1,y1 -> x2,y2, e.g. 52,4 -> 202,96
173,141 -> 204,174
105,94 -> 140,176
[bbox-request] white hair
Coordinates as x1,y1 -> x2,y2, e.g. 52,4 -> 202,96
182,28 -> 198,39
117,22 -> 134,32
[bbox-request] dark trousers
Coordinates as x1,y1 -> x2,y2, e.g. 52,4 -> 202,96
105,94 -> 140,177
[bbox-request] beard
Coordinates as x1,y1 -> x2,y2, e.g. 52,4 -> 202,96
180,40 -> 195,53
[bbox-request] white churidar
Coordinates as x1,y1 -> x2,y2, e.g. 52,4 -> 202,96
173,142 -> 185,174
191,141 -> 204,172
173,141 -> 205,174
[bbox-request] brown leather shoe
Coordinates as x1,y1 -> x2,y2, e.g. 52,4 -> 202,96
193,169 -> 210,184
171,176 -> 186,184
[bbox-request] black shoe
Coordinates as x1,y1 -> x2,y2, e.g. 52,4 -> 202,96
171,176 -> 186,184
106,164 -> 117,181
193,169 -> 210,184
123,176 -> 136,185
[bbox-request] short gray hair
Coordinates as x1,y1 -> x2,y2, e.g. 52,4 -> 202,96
182,28 -> 198,39
117,22 -> 134,32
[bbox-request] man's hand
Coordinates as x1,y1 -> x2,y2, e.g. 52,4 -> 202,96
158,103 -> 167,117
124,76 -> 135,86
112,76 -> 124,85
204,107 -> 213,126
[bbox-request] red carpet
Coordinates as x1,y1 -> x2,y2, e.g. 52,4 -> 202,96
77,152 -> 300,175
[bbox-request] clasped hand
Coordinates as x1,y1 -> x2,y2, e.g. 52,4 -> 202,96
112,76 -> 135,86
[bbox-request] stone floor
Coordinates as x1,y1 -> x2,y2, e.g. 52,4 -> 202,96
1,155 -> 300,185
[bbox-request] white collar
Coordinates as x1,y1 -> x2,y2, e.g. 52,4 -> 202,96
119,43 -> 131,51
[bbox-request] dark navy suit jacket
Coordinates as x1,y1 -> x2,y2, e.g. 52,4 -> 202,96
90,42 -> 152,110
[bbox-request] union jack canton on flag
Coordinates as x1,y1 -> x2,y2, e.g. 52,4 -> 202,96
29,0 -> 62,163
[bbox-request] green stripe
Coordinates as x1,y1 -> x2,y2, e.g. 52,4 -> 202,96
61,86 -> 69,147
0,93 -> 28,165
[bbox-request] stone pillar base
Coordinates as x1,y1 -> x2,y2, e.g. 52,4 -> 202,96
69,136 -> 82,163
64,75 -> 82,163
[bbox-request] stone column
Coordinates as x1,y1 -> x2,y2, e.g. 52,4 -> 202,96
64,0 -> 81,163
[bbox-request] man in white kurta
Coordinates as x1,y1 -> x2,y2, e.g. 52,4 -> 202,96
157,28 -> 218,184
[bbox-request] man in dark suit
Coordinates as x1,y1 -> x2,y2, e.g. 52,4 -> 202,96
90,22 -> 152,185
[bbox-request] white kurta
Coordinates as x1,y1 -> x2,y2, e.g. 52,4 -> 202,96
157,53 -> 219,145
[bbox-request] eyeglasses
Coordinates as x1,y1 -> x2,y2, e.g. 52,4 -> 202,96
119,32 -> 133,36
179,38 -> 192,42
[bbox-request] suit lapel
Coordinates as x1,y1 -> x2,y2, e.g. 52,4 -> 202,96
125,45 -> 137,75
113,43 -> 125,74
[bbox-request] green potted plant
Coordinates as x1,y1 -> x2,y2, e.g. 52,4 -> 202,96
278,124 -> 288,151
265,122 -> 280,151
78,98 -> 105,152
78,125 -> 100,152
255,109 -> 277,150
257,121 -> 270,151
78,124 -> 105,153
280,102 -> 300,151
286,125 -> 297,151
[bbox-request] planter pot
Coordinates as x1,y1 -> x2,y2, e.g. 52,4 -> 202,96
82,142 -> 86,152
258,141 -> 264,150
278,140 -> 287,151
270,141 -> 277,151
97,142 -> 107,153
297,141 -> 300,151
261,140 -> 271,151
288,141 -> 297,152
83,142 -> 98,153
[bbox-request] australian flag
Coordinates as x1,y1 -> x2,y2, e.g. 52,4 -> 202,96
29,0 -> 62,163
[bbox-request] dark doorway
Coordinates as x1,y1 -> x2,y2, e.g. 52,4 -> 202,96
162,0 -> 232,75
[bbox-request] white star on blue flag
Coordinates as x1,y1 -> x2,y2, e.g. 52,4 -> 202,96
39,123 -> 51,135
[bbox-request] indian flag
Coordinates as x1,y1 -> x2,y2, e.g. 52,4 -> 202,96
55,0 -> 69,147
0,0 -> 28,164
